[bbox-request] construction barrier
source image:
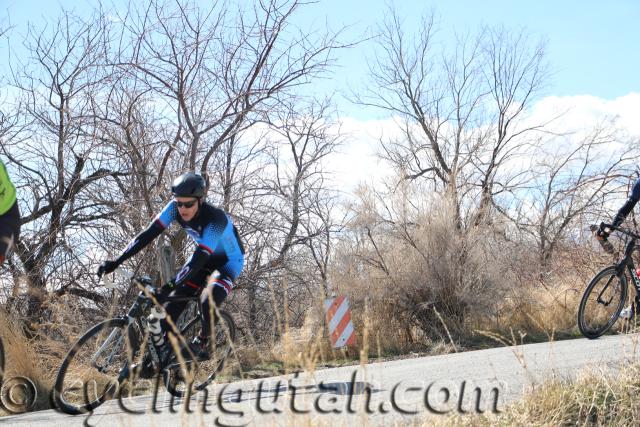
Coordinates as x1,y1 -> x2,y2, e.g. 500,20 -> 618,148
324,295 -> 356,348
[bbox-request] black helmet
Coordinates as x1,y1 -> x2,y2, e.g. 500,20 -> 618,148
171,172 -> 206,198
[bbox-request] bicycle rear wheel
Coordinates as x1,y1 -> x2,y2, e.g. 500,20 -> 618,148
53,318 -> 144,414
578,266 -> 628,339
164,310 -> 236,397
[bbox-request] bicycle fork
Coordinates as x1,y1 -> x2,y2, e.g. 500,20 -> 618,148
90,328 -> 124,373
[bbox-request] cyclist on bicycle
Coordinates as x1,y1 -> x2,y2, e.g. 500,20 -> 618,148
596,177 -> 640,318
0,159 -> 20,267
97,172 -> 245,360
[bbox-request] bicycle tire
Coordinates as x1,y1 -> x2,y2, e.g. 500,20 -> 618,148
164,310 -> 236,397
578,266 -> 628,339
0,335 -> 4,387
53,318 -> 143,414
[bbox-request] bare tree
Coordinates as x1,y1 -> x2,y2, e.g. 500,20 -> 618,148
2,10 -> 127,318
472,26 -> 552,225
225,98 -> 343,335
356,8 -> 551,228
113,0 -> 344,179
506,123 -> 637,268
94,1 -> 349,325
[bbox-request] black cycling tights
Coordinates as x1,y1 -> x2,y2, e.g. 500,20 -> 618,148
162,282 -> 228,342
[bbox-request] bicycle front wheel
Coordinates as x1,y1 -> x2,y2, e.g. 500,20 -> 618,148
164,310 -> 236,397
578,266 -> 628,339
53,318 -> 142,414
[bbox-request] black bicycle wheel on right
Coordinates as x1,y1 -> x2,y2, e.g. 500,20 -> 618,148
578,266 -> 628,339
164,310 -> 236,397
53,318 -> 143,415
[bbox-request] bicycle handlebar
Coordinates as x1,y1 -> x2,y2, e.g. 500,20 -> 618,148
590,222 -> 640,255
100,267 -> 199,304
595,222 -> 640,240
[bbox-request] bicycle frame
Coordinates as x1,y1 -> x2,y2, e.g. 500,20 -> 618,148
90,328 -> 125,372
55,271 -> 235,414
604,224 -> 640,307
619,240 -> 640,291
103,278 -> 202,375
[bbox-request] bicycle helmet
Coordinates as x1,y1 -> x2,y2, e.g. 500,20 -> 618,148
171,172 -> 206,198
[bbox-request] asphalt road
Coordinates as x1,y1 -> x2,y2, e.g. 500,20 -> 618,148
3,334 -> 640,426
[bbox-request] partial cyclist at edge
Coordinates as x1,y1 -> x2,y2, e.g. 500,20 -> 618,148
596,176 -> 640,319
97,172 -> 245,361
0,159 -> 20,267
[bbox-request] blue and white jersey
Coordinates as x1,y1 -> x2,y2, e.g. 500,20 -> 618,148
154,201 -> 245,262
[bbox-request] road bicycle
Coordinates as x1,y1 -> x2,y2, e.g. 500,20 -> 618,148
577,223 -> 640,339
52,269 -> 236,415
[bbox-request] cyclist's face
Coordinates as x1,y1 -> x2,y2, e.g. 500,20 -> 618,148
175,197 -> 199,221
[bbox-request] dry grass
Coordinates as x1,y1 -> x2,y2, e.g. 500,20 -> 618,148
0,308 -> 53,414
345,197 -> 526,347
1,259 -> 636,424
423,361 -> 640,427
488,273 -> 582,341
328,191 -> 621,358
230,298 -> 361,381
269,305 -> 331,372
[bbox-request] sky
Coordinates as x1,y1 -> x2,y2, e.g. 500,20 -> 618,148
2,0 -> 639,191
303,0 -> 640,188
295,0 -> 640,117
3,0 -> 638,103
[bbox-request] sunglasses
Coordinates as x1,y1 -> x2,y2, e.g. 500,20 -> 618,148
176,200 -> 198,208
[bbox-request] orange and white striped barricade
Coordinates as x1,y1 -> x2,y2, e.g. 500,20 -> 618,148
324,295 -> 357,348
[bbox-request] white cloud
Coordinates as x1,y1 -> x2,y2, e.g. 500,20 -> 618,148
323,117 -> 400,194
328,92 -> 640,198
530,92 -> 640,137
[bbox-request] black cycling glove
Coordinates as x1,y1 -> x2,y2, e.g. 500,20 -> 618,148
158,280 -> 176,298
97,260 -> 119,278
